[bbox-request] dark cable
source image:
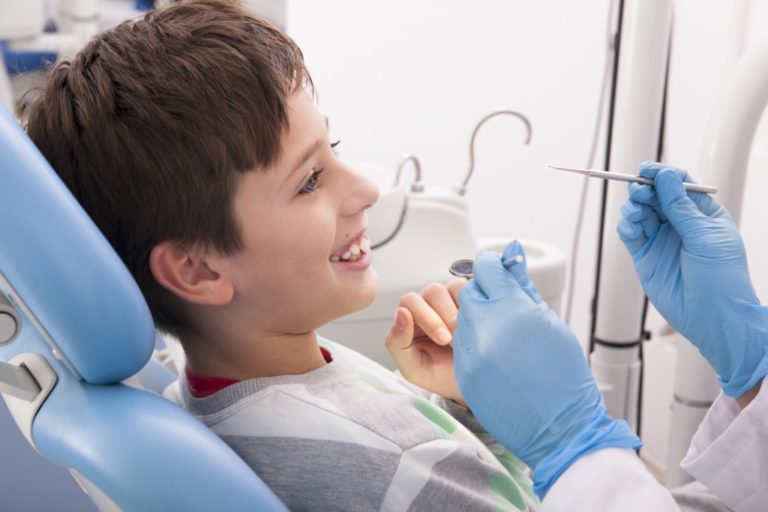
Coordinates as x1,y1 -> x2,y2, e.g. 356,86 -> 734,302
589,0 -> 625,356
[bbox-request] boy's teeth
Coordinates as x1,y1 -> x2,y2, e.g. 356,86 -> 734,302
334,235 -> 369,262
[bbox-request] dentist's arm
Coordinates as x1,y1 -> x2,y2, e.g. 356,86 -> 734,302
453,241 -> 677,509
617,163 -> 768,511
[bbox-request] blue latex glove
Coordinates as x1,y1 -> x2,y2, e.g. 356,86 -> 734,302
453,241 -> 640,498
617,162 -> 768,397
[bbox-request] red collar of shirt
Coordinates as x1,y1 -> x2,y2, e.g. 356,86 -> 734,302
185,347 -> 334,398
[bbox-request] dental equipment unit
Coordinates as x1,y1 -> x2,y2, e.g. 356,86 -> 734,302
547,164 -> 718,194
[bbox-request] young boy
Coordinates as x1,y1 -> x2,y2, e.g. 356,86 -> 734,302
18,1 -> 538,510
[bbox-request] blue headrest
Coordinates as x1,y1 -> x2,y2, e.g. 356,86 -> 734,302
0,106 -> 155,383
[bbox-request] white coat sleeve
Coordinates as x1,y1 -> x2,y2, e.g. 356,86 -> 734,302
681,378 -> 768,512
540,448 -> 679,511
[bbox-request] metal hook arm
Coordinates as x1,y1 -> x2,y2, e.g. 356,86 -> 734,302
394,153 -> 424,192
457,109 -> 532,195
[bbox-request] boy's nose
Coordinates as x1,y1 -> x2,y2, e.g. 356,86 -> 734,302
340,164 -> 380,216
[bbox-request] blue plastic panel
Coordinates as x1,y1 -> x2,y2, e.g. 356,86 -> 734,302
0,42 -> 57,76
0,107 -> 155,383
34,374 -> 287,511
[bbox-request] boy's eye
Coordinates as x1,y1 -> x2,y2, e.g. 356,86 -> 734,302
331,139 -> 341,156
299,168 -> 324,195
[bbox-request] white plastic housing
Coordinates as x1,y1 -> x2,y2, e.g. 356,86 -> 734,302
591,0 -> 673,430
697,31 -> 768,223
595,0 -> 673,343
58,0 -> 99,38
0,1 -> 44,40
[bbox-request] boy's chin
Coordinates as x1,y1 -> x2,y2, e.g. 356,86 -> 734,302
340,272 -> 380,316
360,270 -> 380,307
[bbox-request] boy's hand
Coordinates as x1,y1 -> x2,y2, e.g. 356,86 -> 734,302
385,279 -> 466,406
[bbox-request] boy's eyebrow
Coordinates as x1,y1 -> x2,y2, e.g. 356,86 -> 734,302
286,139 -> 323,182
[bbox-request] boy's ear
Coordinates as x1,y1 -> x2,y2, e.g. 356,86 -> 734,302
149,242 -> 234,306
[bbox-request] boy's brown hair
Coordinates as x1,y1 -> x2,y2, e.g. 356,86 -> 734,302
18,0 -> 313,337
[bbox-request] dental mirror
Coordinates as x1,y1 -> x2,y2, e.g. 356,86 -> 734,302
449,255 -> 523,280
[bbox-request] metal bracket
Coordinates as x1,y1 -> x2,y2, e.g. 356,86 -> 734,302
394,154 -> 424,192
0,360 -> 41,401
0,353 -> 57,450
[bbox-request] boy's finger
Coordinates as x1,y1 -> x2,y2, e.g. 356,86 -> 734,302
385,307 -> 415,353
420,282 -> 460,335
401,290 -> 453,345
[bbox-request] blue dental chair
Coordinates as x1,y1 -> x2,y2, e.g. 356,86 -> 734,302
0,106 -> 286,511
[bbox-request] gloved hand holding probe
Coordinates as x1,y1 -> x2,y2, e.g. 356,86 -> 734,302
617,162 -> 768,398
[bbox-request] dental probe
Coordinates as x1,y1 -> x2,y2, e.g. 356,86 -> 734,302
546,164 -> 718,194
449,255 -> 524,280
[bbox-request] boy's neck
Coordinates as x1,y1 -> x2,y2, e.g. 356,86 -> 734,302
182,330 -> 327,380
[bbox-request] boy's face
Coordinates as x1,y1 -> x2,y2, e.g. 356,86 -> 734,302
215,92 -> 380,334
